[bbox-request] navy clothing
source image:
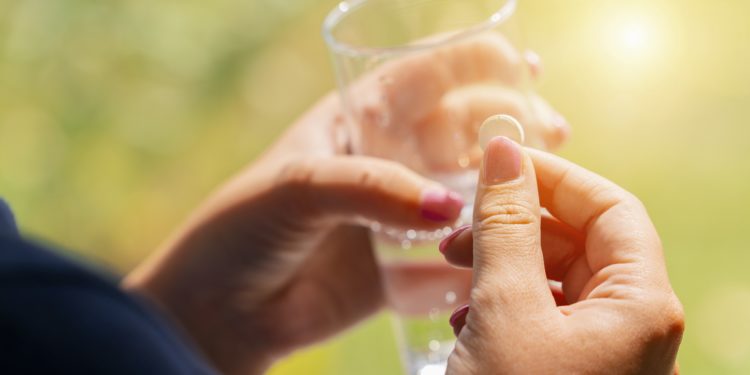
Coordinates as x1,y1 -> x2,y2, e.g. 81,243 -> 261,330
0,200 -> 217,375
0,198 -> 16,237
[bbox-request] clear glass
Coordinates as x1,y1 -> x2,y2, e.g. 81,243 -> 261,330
323,1 -> 543,374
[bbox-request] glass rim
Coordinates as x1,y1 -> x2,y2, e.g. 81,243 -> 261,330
322,0 -> 517,58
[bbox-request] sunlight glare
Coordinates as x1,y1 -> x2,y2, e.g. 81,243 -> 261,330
598,13 -> 664,67
622,23 -> 648,50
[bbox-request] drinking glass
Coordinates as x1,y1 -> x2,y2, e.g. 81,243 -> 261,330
322,1 -> 549,374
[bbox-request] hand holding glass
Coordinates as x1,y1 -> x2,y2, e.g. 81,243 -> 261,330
323,1 -> 567,373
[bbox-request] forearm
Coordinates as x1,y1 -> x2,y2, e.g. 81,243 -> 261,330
124,265 -> 276,375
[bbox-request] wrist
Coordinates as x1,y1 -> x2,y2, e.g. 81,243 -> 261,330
123,270 -> 277,375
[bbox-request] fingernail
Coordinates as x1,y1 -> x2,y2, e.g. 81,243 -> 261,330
553,114 -> 570,139
483,136 -> 523,185
420,189 -> 464,222
545,114 -> 570,149
449,304 -> 470,337
524,50 -> 543,78
439,224 -> 471,254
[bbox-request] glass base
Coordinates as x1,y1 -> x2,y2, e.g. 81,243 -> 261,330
404,340 -> 454,375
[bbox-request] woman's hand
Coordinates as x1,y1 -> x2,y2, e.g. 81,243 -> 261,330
440,137 -> 684,374
123,35 -> 568,375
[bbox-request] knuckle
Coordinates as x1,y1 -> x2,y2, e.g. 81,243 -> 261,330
577,175 -> 646,223
477,198 -> 538,228
663,296 -> 686,337
478,34 -> 524,82
376,158 -> 410,177
617,189 -> 643,208
643,293 -> 685,344
274,157 -> 326,217
470,286 -> 495,309
356,158 -> 408,191
488,93 -> 525,120
352,161 -> 384,190
468,288 -> 503,330
276,157 -> 319,187
587,177 -> 636,208
358,101 -> 389,127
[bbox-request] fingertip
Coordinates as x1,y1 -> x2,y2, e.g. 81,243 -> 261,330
524,50 -> 543,80
419,188 -> 465,223
439,225 -> 474,268
449,304 -> 470,337
546,114 -> 571,150
306,156 -> 468,230
438,224 -> 471,254
447,190 -> 465,209
482,136 -> 524,186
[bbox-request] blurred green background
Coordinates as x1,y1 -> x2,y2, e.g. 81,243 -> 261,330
1,0 -> 749,373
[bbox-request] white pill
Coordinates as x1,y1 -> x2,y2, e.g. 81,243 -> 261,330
478,114 -> 525,151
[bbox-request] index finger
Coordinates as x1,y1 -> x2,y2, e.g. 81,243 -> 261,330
527,149 -> 668,285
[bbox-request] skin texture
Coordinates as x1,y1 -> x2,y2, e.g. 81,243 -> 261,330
123,35 -> 567,375
123,31 -> 683,373
441,138 -> 684,374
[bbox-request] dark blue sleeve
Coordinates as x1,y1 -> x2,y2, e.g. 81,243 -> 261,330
0,198 -> 17,237
0,229 -> 218,374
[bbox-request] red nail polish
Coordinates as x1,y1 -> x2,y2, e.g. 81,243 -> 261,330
439,225 -> 471,254
421,209 -> 449,222
449,304 -> 470,337
420,189 -> 464,222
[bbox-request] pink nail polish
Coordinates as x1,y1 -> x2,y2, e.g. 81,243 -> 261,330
449,304 -> 470,337
524,50 -> 543,78
420,189 -> 464,222
553,114 -> 571,141
439,224 -> 471,254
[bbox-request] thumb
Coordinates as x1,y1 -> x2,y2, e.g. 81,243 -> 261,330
472,137 -> 553,315
281,155 -> 464,230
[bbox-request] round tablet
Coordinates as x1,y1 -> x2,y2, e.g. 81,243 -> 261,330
478,114 -> 525,151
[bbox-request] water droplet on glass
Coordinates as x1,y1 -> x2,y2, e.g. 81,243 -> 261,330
406,229 -> 417,240
457,154 -> 470,168
428,340 -> 441,352
445,291 -> 457,304
429,308 -> 440,321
